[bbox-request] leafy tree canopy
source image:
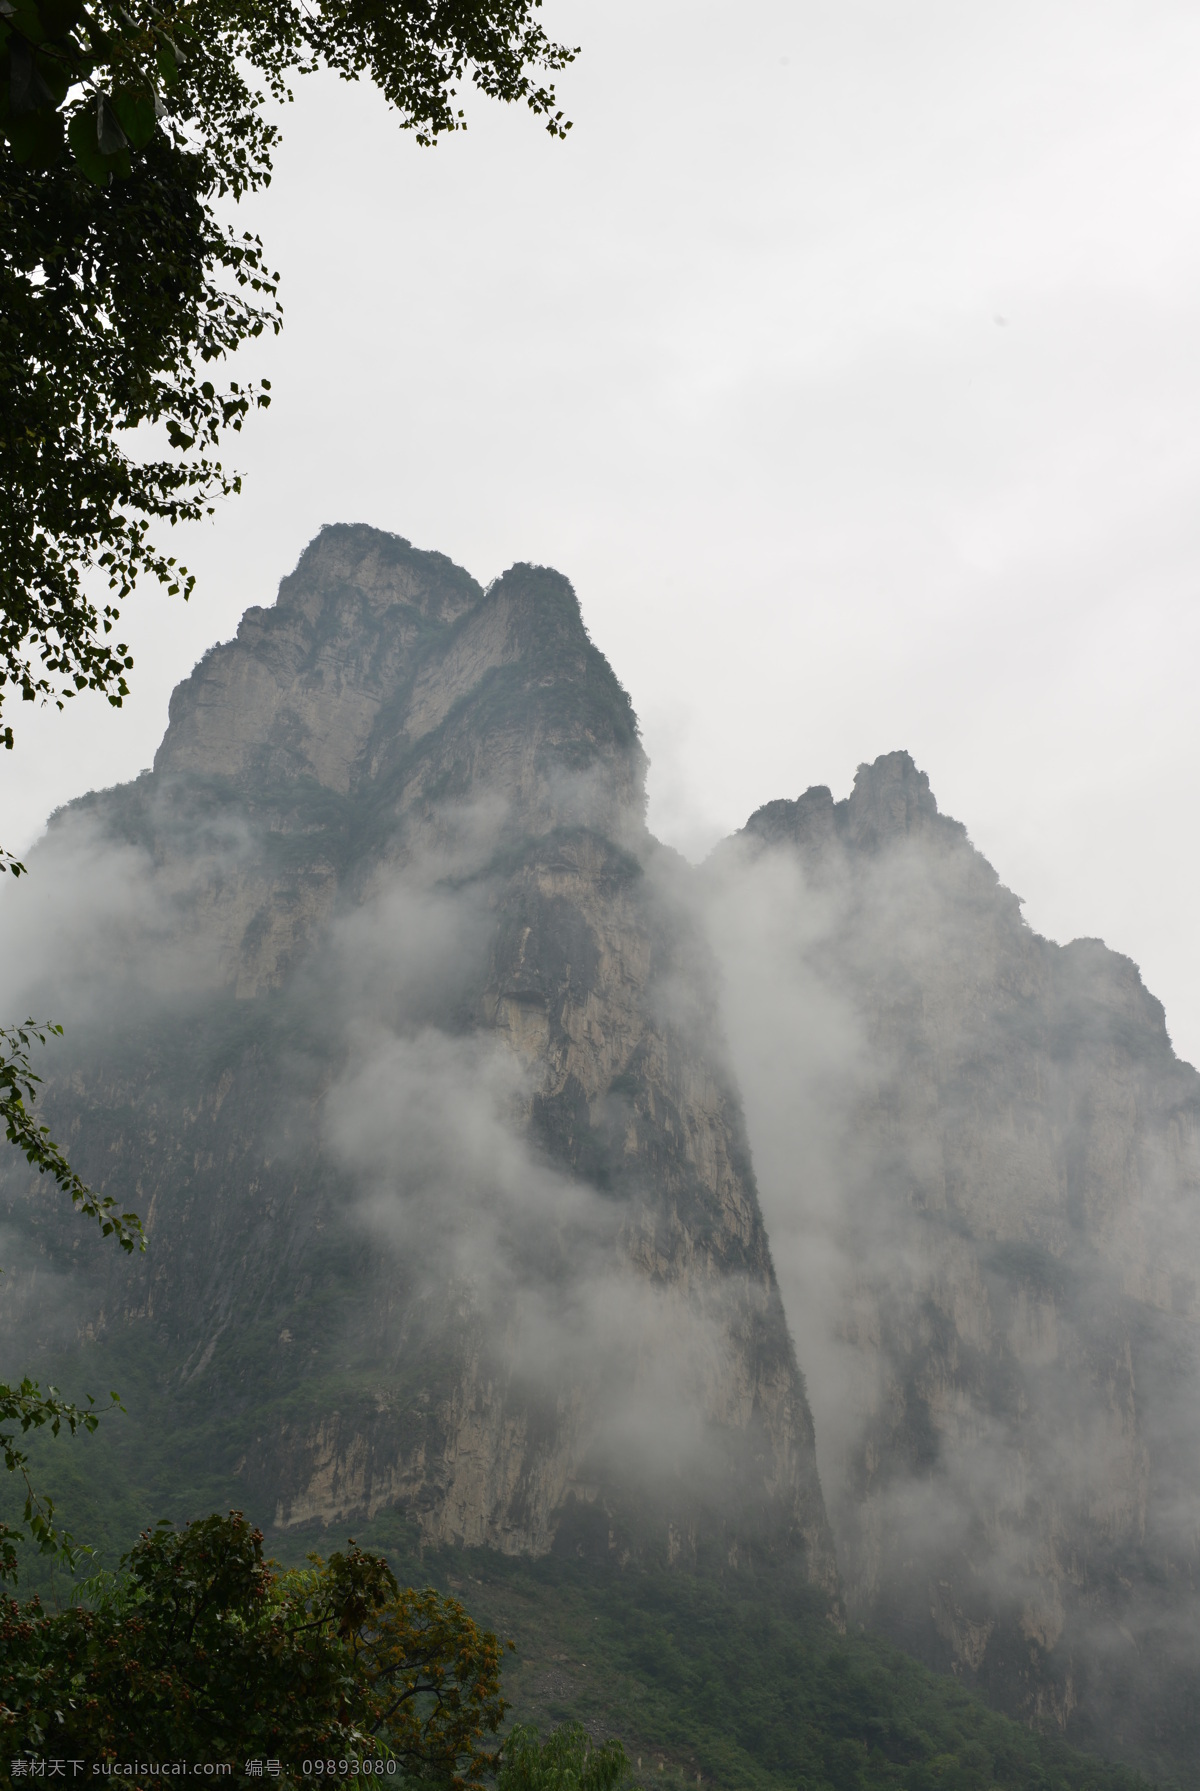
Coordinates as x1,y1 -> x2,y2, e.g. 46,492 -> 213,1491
1,1511 -> 510,1781
0,0 -> 575,746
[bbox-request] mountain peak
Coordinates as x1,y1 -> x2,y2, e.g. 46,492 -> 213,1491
151,529 -> 644,836
11,527 -> 836,1595
739,750 -> 966,858
844,749 -> 944,848
280,523 -> 484,623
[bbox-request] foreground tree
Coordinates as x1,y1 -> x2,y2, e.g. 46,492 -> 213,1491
0,1512 -> 509,1779
0,0 -> 576,743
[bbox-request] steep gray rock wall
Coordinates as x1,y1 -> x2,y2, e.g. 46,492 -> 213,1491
706,751 -> 1200,1773
0,525 -> 834,1592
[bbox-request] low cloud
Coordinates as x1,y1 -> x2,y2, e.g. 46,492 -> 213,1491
0,781 -> 766,1535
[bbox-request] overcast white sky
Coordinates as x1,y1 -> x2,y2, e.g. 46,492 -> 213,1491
4,0 -> 1200,1061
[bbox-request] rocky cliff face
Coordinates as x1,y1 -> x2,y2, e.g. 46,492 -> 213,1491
0,525 -> 835,1590
7,535 -> 1193,1775
706,751 -> 1200,1773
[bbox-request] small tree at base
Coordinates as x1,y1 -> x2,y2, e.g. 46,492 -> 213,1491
0,1511 -> 509,1781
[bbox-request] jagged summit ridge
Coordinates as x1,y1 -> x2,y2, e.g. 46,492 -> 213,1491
90,527 -> 649,998
155,525 -> 644,820
742,750 -> 967,857
738,748 -> 1172,1045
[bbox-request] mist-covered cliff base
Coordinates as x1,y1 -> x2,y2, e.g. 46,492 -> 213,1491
705,750 -> 1200,1783
0,1440 -> 1158,1791
0,522 -> 833,1593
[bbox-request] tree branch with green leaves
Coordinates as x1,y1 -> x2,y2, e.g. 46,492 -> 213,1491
0,1018 -> 142,1579
0,1377 -> 122,1579
0,1019 -> 142,1251
1,0 -> 576,745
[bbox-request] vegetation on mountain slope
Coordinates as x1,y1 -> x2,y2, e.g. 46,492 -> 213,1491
0,1440 -> 1169,1791
353,1535 -> 1166,1791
